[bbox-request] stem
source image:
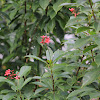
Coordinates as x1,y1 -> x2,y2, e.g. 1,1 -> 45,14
51,69 -> 55,94
91,49 -> 94,62
76,55 -> 84,76
88,0 -> 96,21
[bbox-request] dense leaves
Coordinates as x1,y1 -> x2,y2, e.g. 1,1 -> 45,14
0,0 -> 100,100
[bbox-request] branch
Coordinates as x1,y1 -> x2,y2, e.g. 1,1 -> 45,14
88,0 -> 96,21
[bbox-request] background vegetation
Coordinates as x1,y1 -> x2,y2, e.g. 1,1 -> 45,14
0,0 -> 100,100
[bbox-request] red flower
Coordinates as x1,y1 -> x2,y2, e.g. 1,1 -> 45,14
14,76 -> 20,80
69,8 -> 74,12
45,36 -> 50,44
4,69 -> 20,80
41,35 -> 47,39
4,69 -> 11,76
40,35 -> 51,45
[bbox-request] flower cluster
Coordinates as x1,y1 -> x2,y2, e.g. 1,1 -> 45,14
40,35 -> 51,45
4,69 -> 20,80
69,8 -> 79,17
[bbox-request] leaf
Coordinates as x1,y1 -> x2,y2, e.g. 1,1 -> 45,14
53,0 -> 63,13
47,8 -> 56,19
77,26 -> 90,33
34,88 -> 46,95
2,93 -> 16,100
90,92 -> 100,99
0,11 -> 11,20
74,37 -> 90,48
31,82 -> 48,87
46,47 -> 53,60
32,1 -> 39,12
18,66 -> 31,77
2,53 -> 15,64
1,89 -> 13,94
83,45 -> 98,53
59,3 -> 76,6
82,68 -> 100,87
33,76 -> 41,79
0,77 -> 15,86
67,87 -> 96,98
39,0 -> 49,10
22,77 -> 33,88
25,55 -> 47,64
94,36 -> 100,47
94,21 -> 100,33
95,54 -> 100,66
53,50 -> 65,63
47,19 -> 55,32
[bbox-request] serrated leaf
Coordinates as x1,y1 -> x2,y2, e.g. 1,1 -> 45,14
25,55 -> 47,64
18,66 -> 31,77
82,68 -> 100,87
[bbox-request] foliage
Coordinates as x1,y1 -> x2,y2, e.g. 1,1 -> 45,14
0,0 -> 100,100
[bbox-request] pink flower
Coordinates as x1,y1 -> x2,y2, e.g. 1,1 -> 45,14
44,36 -> 50,44
69,8 -> 74,12
40,35 -> 51,45
14,76 -> 20,80
41,35 -> 47,39
4,69 -> 11,76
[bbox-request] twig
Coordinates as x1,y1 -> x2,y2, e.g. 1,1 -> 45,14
88,0 -> 96,21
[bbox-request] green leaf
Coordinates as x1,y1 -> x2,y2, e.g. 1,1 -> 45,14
22,77 -> 33,88
0,77 -> 15,86
47,19 -> 55,32
39,0 -> 49,10
34,88 -> 46,95
32,1 -> 39,12
77,26 -> 90,33
67,87 -> 96,98
2,53 -> 15,64
18,66 -> 31,77
83,45 -> 98,53
59,3 -> 76,6
53,0 -> 63,13
94,36 -> 100,48
95,54 -> 100,66
25,55 -> 47,64
0,11 -> 11,20
33,76 -> 41,79
74,37 -> 90,48
94,21 -> 100,33
47,8 -> 56,19
31,82 -> 48,87
46,47 -> 53,60
82,68 -> 100,87
90,92 -> 100,99
2,93 -> 16,100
